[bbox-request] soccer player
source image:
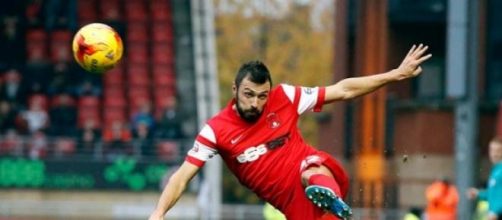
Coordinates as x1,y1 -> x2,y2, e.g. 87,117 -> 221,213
149,44 -> 431,220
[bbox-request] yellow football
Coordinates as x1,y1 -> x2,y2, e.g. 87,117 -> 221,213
72,23 -> 123,73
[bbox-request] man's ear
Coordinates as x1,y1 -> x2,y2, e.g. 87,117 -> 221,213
232,84 -> 237,97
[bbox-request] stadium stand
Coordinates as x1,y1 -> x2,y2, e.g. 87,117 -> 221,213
0,0 -> 182,162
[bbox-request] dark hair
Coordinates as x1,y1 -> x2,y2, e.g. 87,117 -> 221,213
492,136 -> 502,145
234,61 -> 272,87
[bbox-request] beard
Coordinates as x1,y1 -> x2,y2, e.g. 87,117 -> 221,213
236,99 -> 261,123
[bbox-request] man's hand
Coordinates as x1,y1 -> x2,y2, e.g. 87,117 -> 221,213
466,187 -> 479,200
394,44 -> 432,80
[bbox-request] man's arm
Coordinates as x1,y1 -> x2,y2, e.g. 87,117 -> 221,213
324,44 -> 431,103
467,187 -> 488,200
149,161 -> 201,220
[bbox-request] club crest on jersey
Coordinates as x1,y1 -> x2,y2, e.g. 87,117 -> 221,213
266,113 -> 281,129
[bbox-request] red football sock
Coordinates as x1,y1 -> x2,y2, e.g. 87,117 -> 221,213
308,174 -> 342,197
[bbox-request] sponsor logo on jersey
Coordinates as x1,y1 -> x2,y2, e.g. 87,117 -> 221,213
303,87 -> 313,95
231,134 -> 244,144
237,144 -> 267,163
192,142 -> 200,152
236,133 -> 290,163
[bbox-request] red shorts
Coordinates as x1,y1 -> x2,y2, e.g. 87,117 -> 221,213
282,151 -> 349,220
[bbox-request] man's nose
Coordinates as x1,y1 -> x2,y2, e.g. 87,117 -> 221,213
250,97 -> 259,107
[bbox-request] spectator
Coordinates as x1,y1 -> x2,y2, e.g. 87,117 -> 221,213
467,136 -> 502,220
132,102 -> 155,132
49,93 -> 77,136
103,120 -> 132,160
77,119 -> 101,156
44,0 -> 77,31
0,129 -> 22,156
53,137 -> 77,157
28,131 -> 48,159
132,121 -> 154,157
157,97 -> 184,139
25,0 -> 44,28
21,97 -> 49,134
0,3 -> 25,69
24,54 -> 52,94
0,101 -> 19,134
0,68 -> 29,109
156,141 -> 179,161
75,80 -> 102,97
47,61 -> 77,96
74,63 -> 102,91
425,178 -> 459,220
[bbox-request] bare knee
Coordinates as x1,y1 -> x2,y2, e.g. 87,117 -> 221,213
301,165 -> 334,187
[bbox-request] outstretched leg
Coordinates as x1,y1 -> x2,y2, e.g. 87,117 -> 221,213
300,156 -> 352,219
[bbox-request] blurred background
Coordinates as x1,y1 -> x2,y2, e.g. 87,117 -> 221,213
0,0 -> 501,219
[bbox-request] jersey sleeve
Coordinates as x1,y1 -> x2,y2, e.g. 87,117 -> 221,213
280,84 -> 326,115
185,124 -> 218,167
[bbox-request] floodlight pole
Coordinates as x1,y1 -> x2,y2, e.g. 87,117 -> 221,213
192,0 -> 222,219
447,0 -> 480,219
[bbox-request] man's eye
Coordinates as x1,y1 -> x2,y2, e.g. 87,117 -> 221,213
244,93 -> 253,98
258,95 -> 268,100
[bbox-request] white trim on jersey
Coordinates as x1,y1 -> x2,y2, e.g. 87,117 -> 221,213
200,124 -> 217,143
298,87 -> 321,114
280,84 -> 321,115
188,141 -> 217,162
281,84 -> 296,103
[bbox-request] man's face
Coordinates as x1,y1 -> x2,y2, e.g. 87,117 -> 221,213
489,141 -> 502,164
233,76 -> 271,123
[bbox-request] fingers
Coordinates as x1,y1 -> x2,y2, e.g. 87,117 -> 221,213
415,44 -> 429,57
410,53 -> 431,76
411,44 -> 427,58
417,53 -> 432,63
407,44 -> 430,59
406,44 -> 416,57
400,44 -> 431,77
405,44 -> 432,69
413,66 -> 422,75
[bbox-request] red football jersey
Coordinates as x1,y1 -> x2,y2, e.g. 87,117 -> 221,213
186,84 -> 326,212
